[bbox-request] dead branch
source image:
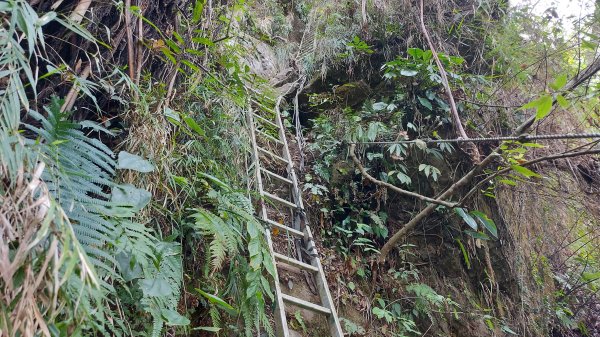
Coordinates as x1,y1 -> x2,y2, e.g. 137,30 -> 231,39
349,143 -> 458,208
350,144 -> 457,208
124,0 -> 136,81
418,0 -> 480,162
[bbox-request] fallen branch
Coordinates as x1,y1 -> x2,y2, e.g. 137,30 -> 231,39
349,144 -> 457,208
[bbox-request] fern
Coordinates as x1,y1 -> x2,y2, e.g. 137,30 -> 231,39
21,98 -> 187,336
189,183 -> 275,336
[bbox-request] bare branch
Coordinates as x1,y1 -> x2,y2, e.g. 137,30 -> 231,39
349,144 -> 457,208
459,148 -> 600,204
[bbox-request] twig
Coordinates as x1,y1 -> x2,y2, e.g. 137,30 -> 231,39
349,144 -> 457,208
61,62 -> 91,113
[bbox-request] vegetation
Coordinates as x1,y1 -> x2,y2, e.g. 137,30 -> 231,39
1,0 -> 599,336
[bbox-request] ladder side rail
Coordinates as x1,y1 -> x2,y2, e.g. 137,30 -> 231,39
304,227 -> 344,337
246,106 -> 290,337
273,97 -> 305,215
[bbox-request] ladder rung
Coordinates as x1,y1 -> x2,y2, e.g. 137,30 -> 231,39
257,147 -> 289,165
265,218 -> 304,237
261,168 -> 293,185
256,129 -> 284,145
251,98 -> 275,112
274,252 -> 318,272
263,191 -> 297,209
253,113 -> 279,129
281,294 -> 331,315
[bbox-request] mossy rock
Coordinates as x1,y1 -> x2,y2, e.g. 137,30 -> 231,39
333,80 -> 371,107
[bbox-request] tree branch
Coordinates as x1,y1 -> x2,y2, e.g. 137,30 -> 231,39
418,0 -> 481,162
349,144 -> 458,208
459,148 -> 600,205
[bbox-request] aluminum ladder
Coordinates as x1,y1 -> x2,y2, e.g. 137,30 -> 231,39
246,95 -> 343,337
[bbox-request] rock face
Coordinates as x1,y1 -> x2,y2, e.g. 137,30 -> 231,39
333,80 -> 372,107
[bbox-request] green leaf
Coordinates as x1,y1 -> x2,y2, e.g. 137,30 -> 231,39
183,116 -> 206,136
581,272 -> 600,281
498,179 -> 517,186
36,12 -> 57,26
535,95 -> 553,119
195,288 -> 237,315
118,151 -> 155,172
140,278 -> 173,297
111,184 -> 152,214
455,239 -> 471,269
192,327 -> 221,332
161,309 -> 190,326
454,208 -> 478,230
418,96 -> 433,110
470,211 -> 498,238
511,165 -> 541,178
192,0 -> 206,23
400,69 -> 418,77
556,94 -> 569,108
550,74 -> 568,91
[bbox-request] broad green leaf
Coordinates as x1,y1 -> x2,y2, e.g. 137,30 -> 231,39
111,184 -> 152,214
511,165 -> 541,178
372,102 -> 387,111
118,151 -> 155,172
400,69 -> 418,76
140,278 -> 173,297
535,95 -> 553,119
418,96 -> 433,110
581,272 -> 600,281
550,74 -> 567,91
454,208 -> 478,230
470,211 -> 498,238
161,309 -> 190,326
36,12 -> 57,26
556,94 -> 569,108
367,122 -> 379,141
164,107 -> 181,126
414,139 -> 427,150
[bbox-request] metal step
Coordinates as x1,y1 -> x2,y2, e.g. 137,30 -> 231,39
253,113 -> 279,129
265,218 -> 304,237
256,129 -> 284,145
263,191 -> 297,209
274,252 -> 318,272
281,294 -> 331,315
261,168 -> 293,185
251,98 -> 276,113
257,147 -> 289,165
